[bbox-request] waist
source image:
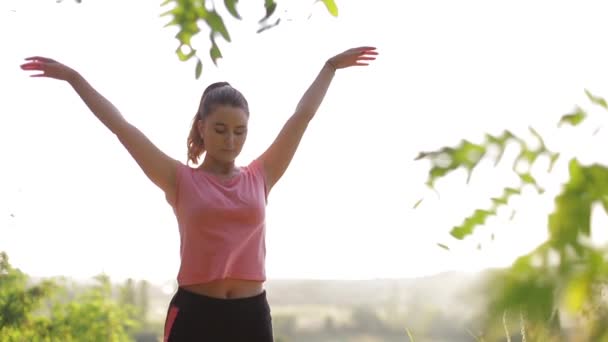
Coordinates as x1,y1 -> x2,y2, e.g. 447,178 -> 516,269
181,278 -> 264,299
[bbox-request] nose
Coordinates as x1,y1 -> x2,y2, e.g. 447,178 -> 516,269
224,133 -> 235,149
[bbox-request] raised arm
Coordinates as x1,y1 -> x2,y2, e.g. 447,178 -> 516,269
20,57 -> 179,200
258,47 -> 378,191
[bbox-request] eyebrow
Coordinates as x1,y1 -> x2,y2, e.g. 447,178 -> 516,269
214,123 -> 247,129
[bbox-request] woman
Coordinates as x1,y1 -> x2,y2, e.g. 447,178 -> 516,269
21,46 -> 377,341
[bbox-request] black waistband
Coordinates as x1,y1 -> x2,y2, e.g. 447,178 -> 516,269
172,287 -> 268,310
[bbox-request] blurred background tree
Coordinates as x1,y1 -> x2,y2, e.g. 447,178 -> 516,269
0,251 -> 145,342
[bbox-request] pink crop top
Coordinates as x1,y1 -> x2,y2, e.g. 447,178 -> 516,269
168,158 -> 268,286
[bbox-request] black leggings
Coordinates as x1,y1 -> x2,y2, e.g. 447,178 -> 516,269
163,287 -> 274,342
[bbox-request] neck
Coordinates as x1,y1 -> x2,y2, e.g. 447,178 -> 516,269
199,156 -> 236,175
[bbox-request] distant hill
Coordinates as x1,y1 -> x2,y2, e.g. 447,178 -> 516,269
29,270 -> 498,341
266,271 -> 484,309
30,270 -> 491,316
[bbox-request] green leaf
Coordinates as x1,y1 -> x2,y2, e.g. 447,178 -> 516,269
437,243 -> 450,251
491,196 -> 507,206
515,148 -> 538,166
428,166 -> 449,182
257,18 -> 281,33
518,172 -> 537,185
209,36 -> 222,65
176,45 -> 196,61
453,140 -> 485,167
450,209 -> 495,239
564,275 -> 589,312
548,174 -> 592,248
320,0 -> 339,16
176,28 -> 195,47
548,153 -> 560,172
490,187 -> 522,208
505,187 -> 521,196
224,0 -> 241,19
567,159 -> 584,188
584,89 -> 608,109
558,106 -> 587,127
528,126 -> 546,149
195,59 -> 203,79
163,17 -> 179,28
261,0 -> 277,22
602,195 -> 608,213
413,151 -> 430,160
206,11 -> 231,42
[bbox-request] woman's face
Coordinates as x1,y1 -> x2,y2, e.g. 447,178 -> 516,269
197,105 -> 249,163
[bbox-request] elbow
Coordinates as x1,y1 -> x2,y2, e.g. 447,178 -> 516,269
293,107 -> 315,123
113,120 -> 134,141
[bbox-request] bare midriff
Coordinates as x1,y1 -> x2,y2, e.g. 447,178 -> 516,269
181,278 -> 264,299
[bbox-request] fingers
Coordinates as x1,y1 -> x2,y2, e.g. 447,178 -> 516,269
21,62 -> 50,78
21,57 -> 55,78
357,49 -> 378,58
347,48 -> 378,60
20,62 -> 45,71
24,56 -> 56,63
360,51 -> 379,56
352,55 -> 376,67
342,47 -> 377,56
352,46 -> 376,52
353,47 -> 378,57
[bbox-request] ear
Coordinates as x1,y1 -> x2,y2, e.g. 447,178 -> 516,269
196,119 -> 205,140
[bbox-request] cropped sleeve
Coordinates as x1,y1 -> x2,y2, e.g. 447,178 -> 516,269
167,162 -> 190,208
248,158 -> 269,202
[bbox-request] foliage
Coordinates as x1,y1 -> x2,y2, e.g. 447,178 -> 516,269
415,90 -> 608,340
0,251 -> 146,342
57,0 -> 339,79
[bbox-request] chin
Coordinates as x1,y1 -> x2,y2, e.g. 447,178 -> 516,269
209,149 -> 240,162
214,153 -> 238,163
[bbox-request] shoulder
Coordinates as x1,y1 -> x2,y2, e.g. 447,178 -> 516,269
245,159 -> 269,197
176,161 -> 193,180
166,162 -> 194,206
245,158 -> 265,179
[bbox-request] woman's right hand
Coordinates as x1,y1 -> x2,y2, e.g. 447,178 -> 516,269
20,57 -> 77,82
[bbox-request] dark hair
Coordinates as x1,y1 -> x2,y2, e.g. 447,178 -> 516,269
187,82 -> 249,165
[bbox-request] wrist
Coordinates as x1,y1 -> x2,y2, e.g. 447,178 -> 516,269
325,60 -> 337,72
66,68 -> 81,84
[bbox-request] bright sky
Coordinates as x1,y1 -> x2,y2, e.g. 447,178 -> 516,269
3,0 -> 608,285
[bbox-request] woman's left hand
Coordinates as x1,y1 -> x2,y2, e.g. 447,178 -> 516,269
326,46 -> 378,70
